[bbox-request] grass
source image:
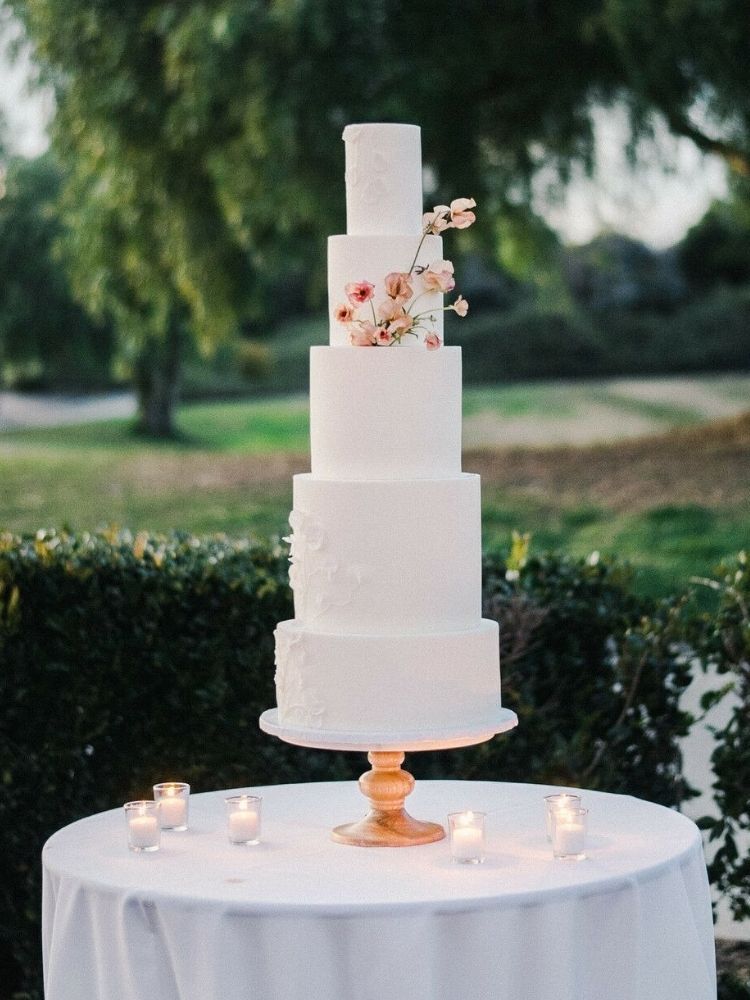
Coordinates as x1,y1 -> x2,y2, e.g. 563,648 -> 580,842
480,496 -> 749,599
1,382 -> 749,599
463,384 -> 576,419
2,396 -> 311,454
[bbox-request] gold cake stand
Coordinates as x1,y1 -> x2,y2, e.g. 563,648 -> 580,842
259,708 -> 518,847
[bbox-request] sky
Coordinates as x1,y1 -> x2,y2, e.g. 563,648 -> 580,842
532,105 -> 729,249
0,13 -> 53,159
0,16 -> 729,250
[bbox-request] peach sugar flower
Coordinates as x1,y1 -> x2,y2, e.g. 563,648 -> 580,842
377,298 -> 404,322
387,314 -> 414,338
384,272 -> 413,302
421,259 -> 455,293
452,295 -> 469,317
345,280 -> 375,305
422,205 -> 451,234
449,197 -> 476,229
425,332 -> 442,350
349,323 -> 378,346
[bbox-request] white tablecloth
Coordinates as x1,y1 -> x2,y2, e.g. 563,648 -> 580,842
42,780 -> 716,1000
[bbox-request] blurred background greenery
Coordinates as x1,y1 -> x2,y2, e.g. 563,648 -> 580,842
1,3 -> 750,994
1,0 -> 748,600
1,0 -> 749,416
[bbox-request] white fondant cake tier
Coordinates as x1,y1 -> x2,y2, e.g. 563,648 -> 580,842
310,346 -> 462,480
263,122 -> 509,749
274,618 -> 502,733
327,234 -> 444,346
287,473 -> 481,634
343,123 -> 423,235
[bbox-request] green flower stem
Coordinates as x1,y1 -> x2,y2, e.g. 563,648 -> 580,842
412,304 -> 455,321
407,291 -> 430,314
406,216 -> 438,275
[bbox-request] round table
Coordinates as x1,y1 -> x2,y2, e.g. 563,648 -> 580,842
42,781 -> 716,1000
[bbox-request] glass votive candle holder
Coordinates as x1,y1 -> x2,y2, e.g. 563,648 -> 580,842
448,811 -> 486,864
551,806 -> 588,860
544,792 -> 582,841
154,782 -> 190,831
226,794 -> 262,845
124,801 -> 161,853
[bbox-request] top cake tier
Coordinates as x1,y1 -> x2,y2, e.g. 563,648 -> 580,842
343,123 -> 423,236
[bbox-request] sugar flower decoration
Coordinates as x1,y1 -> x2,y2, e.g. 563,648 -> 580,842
421,260 -> 456,293
345,280 -> 375,305
335,303 -> 357,323
349,322 -> 378,346
337,196 -> 476,347
384,272 -> 413,302
449,197 -> 476,229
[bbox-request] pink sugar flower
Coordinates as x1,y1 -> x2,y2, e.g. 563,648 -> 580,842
384,271 -> 413,302
421,259 -> 456,293
425,332 -> 442,350
345,280 -> 375,306
335,302 -> 357,324
449,198 -> 476,229
375,327 -> 394,346
452,295 -> 469,317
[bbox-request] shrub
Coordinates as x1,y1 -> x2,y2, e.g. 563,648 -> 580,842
666,287 -> 750,373
695,552 -> 750,923
416,550 -> 695,805
452,305 -> 606,382
0,531 -> 695,999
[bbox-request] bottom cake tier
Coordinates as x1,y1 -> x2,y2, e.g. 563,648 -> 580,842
273,619 -> 502,734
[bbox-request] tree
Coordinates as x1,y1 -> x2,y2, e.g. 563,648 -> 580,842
678,198 -> 750,294
0,154 -> 114,389
8,0 -> 750,432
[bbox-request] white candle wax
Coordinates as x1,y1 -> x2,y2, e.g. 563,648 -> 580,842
451,825 -> 484,861
545,794 -> 580,839
129,815 -> 159,849
554,821 -> 585,856
159,796 -> 187,829
229,808 -> 260,843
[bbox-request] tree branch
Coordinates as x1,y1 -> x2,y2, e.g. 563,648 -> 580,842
663,110 -> 750,177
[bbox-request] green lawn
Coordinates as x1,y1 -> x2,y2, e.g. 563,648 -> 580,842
481,496 -> 749,598
1,383 -> 748,599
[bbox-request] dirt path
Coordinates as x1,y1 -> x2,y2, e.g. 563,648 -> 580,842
0,390 -> 136,430
464,373 -> 750,448
463,400 -> 657,448
606,375 -> 749,419
465,411 -> 750,512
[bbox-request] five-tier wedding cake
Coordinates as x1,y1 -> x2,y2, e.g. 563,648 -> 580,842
269,123 -> 506,742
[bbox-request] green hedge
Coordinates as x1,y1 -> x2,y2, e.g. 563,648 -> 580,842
452,306 -> 607,382
696,552 -> 750,924
0,531 -> 696,999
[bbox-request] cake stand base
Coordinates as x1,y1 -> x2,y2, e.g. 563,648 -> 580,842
258,708 -> 518,847
331,751 -> 445,847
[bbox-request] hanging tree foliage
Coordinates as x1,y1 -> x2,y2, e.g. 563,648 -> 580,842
8,0 -> 750,432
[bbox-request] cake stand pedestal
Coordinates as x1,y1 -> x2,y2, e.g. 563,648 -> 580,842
259,708 -> 518,847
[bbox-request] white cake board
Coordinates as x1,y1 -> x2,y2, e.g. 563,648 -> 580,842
259,707 -> 518,753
